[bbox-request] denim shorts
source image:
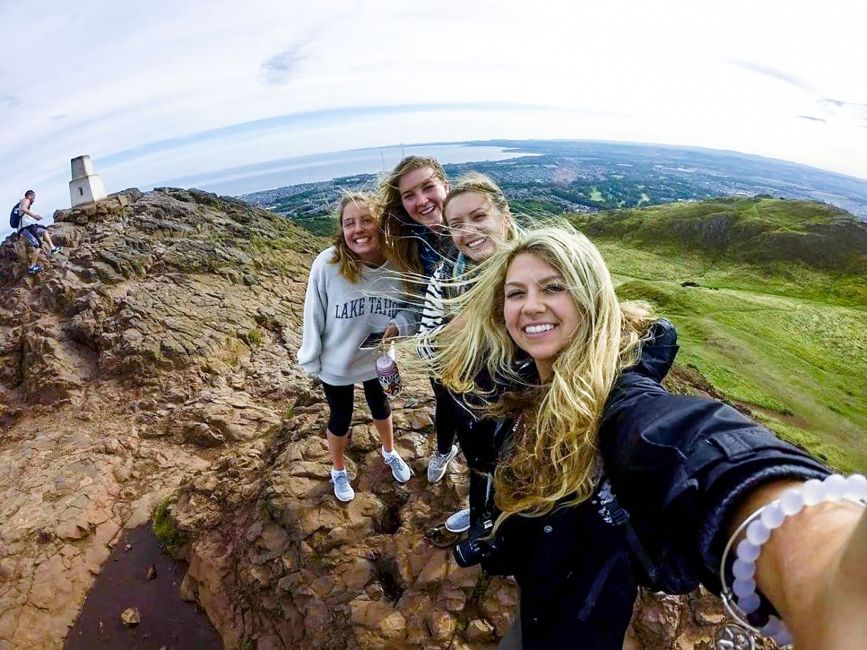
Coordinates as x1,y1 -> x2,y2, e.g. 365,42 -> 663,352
21,224 -> 45,249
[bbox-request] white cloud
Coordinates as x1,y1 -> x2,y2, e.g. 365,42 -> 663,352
1,0 -> 866,218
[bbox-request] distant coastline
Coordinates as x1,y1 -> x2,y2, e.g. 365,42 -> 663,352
155,143 -> 534,197
236,139 -> 867,223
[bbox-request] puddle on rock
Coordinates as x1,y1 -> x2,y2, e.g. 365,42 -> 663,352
65,524 -> 223,649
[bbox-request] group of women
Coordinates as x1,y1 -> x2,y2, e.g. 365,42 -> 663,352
298,155 -> 866,648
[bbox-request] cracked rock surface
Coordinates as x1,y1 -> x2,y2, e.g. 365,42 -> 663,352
0,189 -> 753,649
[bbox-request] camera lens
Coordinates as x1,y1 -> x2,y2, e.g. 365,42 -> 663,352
454,536 -> 498,568
454,539 -> 482,567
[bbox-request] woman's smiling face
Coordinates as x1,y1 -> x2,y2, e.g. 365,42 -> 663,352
341,201 -> 382,263
444,191 -> 510,262
397,166 -> 449,230
503,252 -> 582,380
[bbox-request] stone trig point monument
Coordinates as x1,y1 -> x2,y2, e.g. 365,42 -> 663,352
69,155 -> 107,207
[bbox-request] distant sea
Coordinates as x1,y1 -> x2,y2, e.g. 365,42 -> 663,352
160,144 -> 530,197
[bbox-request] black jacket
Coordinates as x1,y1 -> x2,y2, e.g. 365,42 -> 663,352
482,320 -> 829,648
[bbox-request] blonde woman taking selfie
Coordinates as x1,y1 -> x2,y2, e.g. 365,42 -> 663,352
429,225 -> 867,648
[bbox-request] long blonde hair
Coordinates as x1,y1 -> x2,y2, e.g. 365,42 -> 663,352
379,155 -> 447,279
330,193 -> 381,283
430,225 -> 655,520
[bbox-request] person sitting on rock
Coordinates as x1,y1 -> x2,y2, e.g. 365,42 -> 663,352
12,190 -> 61,275
298,192 -> 416,502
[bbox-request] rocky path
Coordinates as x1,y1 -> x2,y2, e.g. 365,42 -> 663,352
0,390 -> 210,647
0,189 -> 754,648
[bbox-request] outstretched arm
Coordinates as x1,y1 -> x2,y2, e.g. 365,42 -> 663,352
730,480 -> 867,648
599,381 -> 862,646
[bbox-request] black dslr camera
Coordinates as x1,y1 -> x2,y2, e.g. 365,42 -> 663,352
453,516 -> 498,567
452,468 -> 506,568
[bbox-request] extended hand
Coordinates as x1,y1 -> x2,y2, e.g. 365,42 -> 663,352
382,324 -> 399,345
810,505 -> 867,647
735,481 -> 867,648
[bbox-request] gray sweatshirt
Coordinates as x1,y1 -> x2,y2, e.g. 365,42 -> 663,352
297,247 -> 416,385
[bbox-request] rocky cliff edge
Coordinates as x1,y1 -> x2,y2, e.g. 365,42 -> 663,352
0,189 -> 746,649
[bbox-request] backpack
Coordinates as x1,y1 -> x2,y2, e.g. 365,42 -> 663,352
10,203 -> 21,229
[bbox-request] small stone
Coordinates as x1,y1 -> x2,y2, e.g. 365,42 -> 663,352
258,524 -> 289,552
416,551 -> 449,586
464,618 -> 494,642
245,521 -> 264,542
125,543 -> 132,551
113,465 -> 132,482
146,564 -> 157,580
0,558 -> 15,580
439,586 -> 466,612
350,599 -> 406,639
103,439 -> 121,454
56,520 -> 87,540
179,574 -> 198,602
409,411 -> 434,431
121,607 -> 141,627
426,608 -> 456,641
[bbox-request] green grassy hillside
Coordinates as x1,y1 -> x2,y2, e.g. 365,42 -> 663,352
573,197 -> 867,279
568,198 -> 866,472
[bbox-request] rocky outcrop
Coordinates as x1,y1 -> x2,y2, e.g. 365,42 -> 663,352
0,188 -> 319,648
0,387 -> 211,648
167,380 -> 524,649
0,189 -> 754,648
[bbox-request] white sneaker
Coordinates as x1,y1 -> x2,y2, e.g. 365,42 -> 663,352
331,468 -> 355,502
427,444 -> 459,483
382,448 -> 412,483
445,508 -> 471,533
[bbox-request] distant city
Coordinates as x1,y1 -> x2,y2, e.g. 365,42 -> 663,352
238,140 -> 867,236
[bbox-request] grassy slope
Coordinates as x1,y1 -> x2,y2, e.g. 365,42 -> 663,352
570,199 -> 866,472
283,195 -> 865,470
574,197 -> 867,284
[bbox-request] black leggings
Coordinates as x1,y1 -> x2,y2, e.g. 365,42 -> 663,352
430,378 -> 458,455
321,378 -> 391,437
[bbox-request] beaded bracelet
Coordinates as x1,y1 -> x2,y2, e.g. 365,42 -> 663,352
720,473 -> 867,647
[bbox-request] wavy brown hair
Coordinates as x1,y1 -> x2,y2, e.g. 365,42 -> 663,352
429,225 -> 655,523
329,192 -> 382,283
379,155 -> 447,279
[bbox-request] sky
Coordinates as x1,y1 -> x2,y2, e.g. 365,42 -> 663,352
2,0 -> 866,220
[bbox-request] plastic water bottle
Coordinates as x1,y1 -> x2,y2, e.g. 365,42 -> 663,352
376,353 -> 402,396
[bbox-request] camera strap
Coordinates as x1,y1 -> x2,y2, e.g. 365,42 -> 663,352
602,481 -> 663,587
